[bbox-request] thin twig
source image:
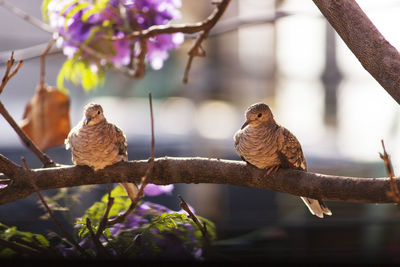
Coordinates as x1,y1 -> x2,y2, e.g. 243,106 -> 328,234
178,194 -> 210,246
0,0 -> 54,33
21,157 -> 88,257
86,218 -> 111,258
183,31 -> 207,83
182,0 -> 231,83
133,37 -> 147,79
0,52 -> 24,95
0,12 -> 291,65
40,38 -> 56,88
107,92 -> 155,226
379,140 -> 400,203
0,53 -> 55,167
94,187 -> 114,240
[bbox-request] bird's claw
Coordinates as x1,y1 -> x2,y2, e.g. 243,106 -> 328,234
265,165 -> 280,175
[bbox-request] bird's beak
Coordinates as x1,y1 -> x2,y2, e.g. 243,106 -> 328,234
241,120 -> 250,130
85,117 -> 91,125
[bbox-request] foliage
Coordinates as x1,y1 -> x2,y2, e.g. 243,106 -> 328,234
69,185 -> 215,260
0,223 -> 51,258
0,184 -> 215,260
42,0 -> 184,91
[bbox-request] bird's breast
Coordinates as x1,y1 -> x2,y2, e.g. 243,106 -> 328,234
234,125 -> 281,169
68,123 -> 125,170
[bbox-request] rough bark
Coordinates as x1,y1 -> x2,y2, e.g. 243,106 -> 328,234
313,0 -> 400,104
0,156 -> 397,205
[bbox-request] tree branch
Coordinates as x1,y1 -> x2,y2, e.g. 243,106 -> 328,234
312,0 -> 400,105
0,156 -> 398,205
0,53 -> 55,167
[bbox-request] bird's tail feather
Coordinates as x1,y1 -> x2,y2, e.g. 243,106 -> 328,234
300,197 -> 332,218
121,182 -> 139,202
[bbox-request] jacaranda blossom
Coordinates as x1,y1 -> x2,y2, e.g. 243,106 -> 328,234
44,0 -> 184,87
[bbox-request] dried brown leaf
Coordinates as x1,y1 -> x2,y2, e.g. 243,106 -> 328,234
20,84 -> 71,151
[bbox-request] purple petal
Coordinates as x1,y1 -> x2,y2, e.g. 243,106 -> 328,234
144,184 -> 174,196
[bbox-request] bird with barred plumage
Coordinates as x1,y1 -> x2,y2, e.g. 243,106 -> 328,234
65,103 -> 138,202
234,102 -> 331,218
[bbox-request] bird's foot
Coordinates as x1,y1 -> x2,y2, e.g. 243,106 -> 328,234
265,165 -> 280,175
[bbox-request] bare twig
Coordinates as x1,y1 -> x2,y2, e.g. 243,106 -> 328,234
379,140 -> 400,203
183,31 -> 207,84
0,12 -> 290,65
21,157 -> 88,258
209,11 -> 290,37
40,39 -> 57,88
183,0 -> 231,83
86,218 -> 111,258
133,37 -> 147,79
0,52 -> 23,95
94,187 -> 114,240
107,92 -> 155,226
178,195 -> 210,245
0,0 -> 54,33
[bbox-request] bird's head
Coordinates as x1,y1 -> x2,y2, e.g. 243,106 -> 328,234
83,103 -> 105,126
241,102 -> 274,129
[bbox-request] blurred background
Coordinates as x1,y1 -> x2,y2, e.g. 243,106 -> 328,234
1,0 -> 400,263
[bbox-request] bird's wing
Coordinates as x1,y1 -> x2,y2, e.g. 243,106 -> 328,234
64,125 -> 77,150
113,124 -> 128,159
278,127 -> 307,171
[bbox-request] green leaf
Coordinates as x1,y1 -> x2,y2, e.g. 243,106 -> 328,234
57,58 -> 73,91
57,57 -> 105,91
75,185 -> 131,239
0,222 -> 51,257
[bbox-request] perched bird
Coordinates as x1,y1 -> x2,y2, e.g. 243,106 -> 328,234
234,103 -> 331,218
65,103 -> 138,201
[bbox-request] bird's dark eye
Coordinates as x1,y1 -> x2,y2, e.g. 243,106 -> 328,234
97,110 -> 101,115
257,113 -> 262,118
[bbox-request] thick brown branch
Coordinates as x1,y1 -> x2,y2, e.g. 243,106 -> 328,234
0,157 -> 398,205
313,0 -> 400,104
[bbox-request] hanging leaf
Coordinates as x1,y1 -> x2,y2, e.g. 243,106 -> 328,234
20,84 -> 71,151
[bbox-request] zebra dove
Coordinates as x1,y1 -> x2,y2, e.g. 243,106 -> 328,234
65,103 -> 138,201
234,103 -> 331,218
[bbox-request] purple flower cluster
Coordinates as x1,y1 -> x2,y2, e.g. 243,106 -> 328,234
58,183 -> 209,260
46,0 -> 183,70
